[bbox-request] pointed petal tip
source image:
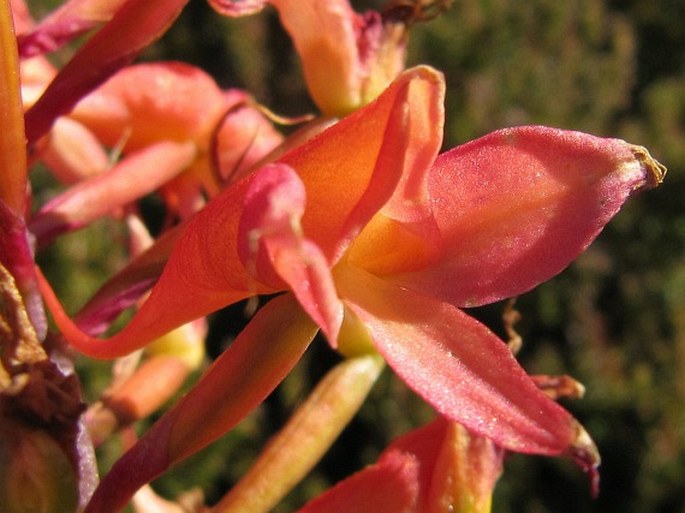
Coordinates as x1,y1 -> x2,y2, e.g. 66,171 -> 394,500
404,64 -> 445,89
567,421 -> 601,498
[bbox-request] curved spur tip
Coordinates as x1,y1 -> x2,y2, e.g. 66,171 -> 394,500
568,422 -> 601,498
631,144 -> 667,189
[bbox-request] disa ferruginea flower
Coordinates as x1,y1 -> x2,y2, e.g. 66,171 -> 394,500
38,66 -> 665,512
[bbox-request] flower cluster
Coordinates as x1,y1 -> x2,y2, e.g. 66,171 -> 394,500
0,1 -> 665,512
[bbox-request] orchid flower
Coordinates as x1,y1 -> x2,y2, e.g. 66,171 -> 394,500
297,417 -> 504,513
67,62 -> 283,196
212,0 -> 411,116
37,65 -> 665,512
28,61 -> 283,244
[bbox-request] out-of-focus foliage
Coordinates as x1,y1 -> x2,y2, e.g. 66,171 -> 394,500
28,0 -> 685,512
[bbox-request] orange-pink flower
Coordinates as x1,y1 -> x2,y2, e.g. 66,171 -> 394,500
296,417 -> 504,513
28,62 -> 283,244
38,66 -> 665,511
213,0 -> 408,116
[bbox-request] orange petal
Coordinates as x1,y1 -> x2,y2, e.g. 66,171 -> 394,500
280,66 -> 444,264
382,418 -> 504,513
24,0 -> 189,143
30,140 -> 196,245
346,66 -> 445,274
36,177 -> 255,359
270,0 -> 363,115
296,451 -> 419,513
38,117 -> 110,184
70,62 -> 227,151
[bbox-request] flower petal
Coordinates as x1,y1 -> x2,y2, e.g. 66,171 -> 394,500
24,0 -> 189,144
337,265 -> 599,465
269,0 -> 362,115
17,0 -> 128,57
238,164 -> 344,343
207,0 -> 267,17
214,95 -> 284,186
296,451 -> 420,513
346,67 -> 445,274
382,417 -> 504,513
70,62 -> 228,151
387,126 -> 666,306
38,117 -> 110,184
281,66 -> 444,264
30,140 -> 197,245
82,293 -> 318,513
37,176 -> 256,358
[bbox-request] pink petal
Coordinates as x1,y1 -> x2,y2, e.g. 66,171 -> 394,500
24,0 -> 189,144
238,164 -> 344,343
214,97 -> 284,186
9,0 -> 34,34
296,451 -> 420,513
389,126 -> 666,307
17,0 -> 129,56
83,294 -> 318,513
30,140 -> 197,245
337,265 -> 599,466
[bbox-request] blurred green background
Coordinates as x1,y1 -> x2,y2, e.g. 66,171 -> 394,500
29,0 -> 685,512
